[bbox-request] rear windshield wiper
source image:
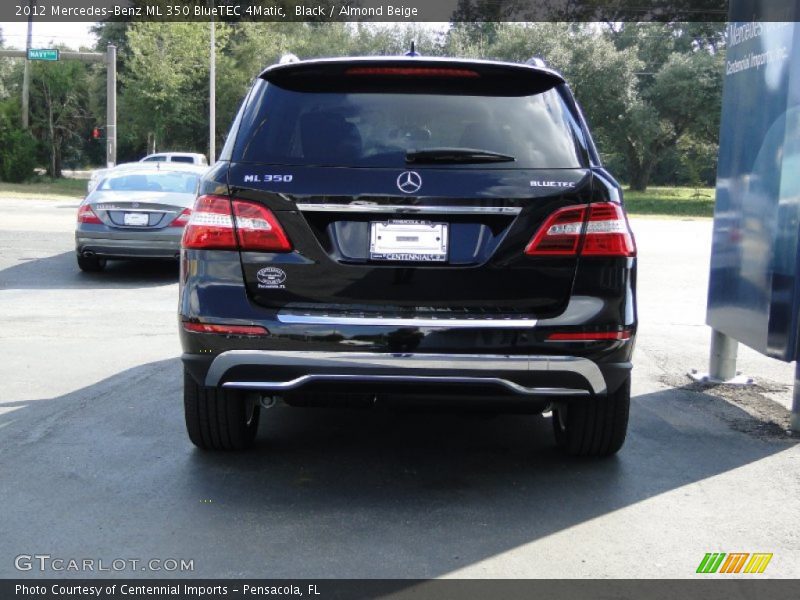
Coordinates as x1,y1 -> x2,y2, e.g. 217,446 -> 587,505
405,147 -> 516,164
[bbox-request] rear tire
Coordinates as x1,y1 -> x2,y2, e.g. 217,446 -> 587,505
552,375 -> 630,457
183,369 -> 260,450
77,254 -> 106,272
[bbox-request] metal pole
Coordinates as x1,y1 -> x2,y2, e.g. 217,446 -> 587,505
21,0 -> 34,129
106,44 -> 117,168
709,329 -> 739,381
209,17 -> 216,165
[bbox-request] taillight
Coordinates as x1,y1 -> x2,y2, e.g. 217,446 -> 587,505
581,203 -> 637,256
77,204 -> 102,224
181,195 -> 292,252
525,202 -> 636,257
345,67 -> 479,78
183,322 -> 269,336
169,208 -> 192,227
524,206 -> 585,255
232,200 -> 292,252
182,195 -> 237,250
546,330 -> 632,342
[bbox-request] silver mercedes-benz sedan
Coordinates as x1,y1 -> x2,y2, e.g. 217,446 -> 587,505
75,164 -> 206,272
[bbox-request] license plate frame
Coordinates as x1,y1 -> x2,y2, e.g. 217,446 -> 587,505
123,212 -> 149,226
369,220 -> 448,262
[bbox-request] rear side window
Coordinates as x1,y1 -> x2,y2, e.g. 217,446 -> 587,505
234,80 -> 587,169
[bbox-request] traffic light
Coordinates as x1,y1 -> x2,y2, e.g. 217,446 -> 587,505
92,127 -> 101,140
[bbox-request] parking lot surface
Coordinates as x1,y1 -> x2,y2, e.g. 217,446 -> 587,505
0,197 -> 798,578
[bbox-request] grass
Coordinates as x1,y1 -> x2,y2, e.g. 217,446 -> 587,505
0,177 -> 88,200
623,186 -> 715,218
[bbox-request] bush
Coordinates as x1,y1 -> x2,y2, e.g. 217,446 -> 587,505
0,128 -> 37,183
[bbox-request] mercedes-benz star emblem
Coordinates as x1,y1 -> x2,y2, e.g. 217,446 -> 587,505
396,171 -> 422,194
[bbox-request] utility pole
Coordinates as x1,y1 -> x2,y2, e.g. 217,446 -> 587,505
209,15 -> 216,165
106,44 -> 117,167
21,0 -> 35,129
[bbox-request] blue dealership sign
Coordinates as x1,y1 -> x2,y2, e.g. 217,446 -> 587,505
707,3 -> 800,361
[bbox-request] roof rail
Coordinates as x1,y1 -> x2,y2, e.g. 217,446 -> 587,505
279,53 -> 300,65
526,57 -> 547,68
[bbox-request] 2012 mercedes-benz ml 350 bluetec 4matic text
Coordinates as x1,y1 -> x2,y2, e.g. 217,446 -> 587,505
179,55 -> 637,456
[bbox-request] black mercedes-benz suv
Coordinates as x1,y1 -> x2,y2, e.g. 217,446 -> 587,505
179,55 -> 637,456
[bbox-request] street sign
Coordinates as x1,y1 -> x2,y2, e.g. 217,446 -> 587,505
27,49 -> 59,61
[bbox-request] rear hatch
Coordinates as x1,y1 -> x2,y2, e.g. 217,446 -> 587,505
226,58 -> 599,319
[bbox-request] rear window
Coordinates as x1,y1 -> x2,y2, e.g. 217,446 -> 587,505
99,172 -> 199,193
233,80 -> 587,169
170,156 -> 196,164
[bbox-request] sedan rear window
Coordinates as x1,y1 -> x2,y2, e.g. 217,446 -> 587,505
233,81 -> 587,169
99,172 -> 199,193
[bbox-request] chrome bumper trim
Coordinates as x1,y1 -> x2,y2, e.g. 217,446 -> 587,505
296,203 -> 522,215
277,314 -> 537,328
222,375 -> 589,397
204,351 -> 606,394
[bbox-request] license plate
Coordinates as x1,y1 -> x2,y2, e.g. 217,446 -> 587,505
123,212 -> 149,226
369,220 -> 448,262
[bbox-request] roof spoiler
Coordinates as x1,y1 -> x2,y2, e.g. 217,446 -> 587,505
260,57 -> 565,96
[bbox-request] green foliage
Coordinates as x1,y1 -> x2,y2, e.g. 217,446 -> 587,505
0,127 -> 37,182
623,186 -> 715,217
26,53 -> 100,177
122,22 -> 221,158
0,100 -> 36,182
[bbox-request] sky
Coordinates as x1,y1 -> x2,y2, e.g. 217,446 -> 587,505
1,21 -> 98,50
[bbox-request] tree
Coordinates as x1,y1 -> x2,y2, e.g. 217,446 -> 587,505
604,23 -> 725,189
28,55 -> 97,177
122,22 -> 230,157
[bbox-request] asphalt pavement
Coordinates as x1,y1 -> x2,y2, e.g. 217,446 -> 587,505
0,197 -> 798,579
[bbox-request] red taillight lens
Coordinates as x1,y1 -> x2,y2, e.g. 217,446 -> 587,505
525,202 -> 636,257
232,200 -> 292,252
581,203 -> 637,256
182,195 -> 237,250
345,67 -> 479,78
524,206 -> 586,255
77,204 -> 102,224
183,322 -> 269,336
169,208 -> 192,227
182,195 -> 292,252
546,330 -> 632,342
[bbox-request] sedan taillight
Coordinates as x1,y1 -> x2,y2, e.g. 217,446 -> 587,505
525,202 -> 636,257
77,204 -> 102,224
181,195 -> 292,252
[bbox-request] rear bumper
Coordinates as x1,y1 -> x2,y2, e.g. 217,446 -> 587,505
183,350 -> 631,399
76,234 -> 181,259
